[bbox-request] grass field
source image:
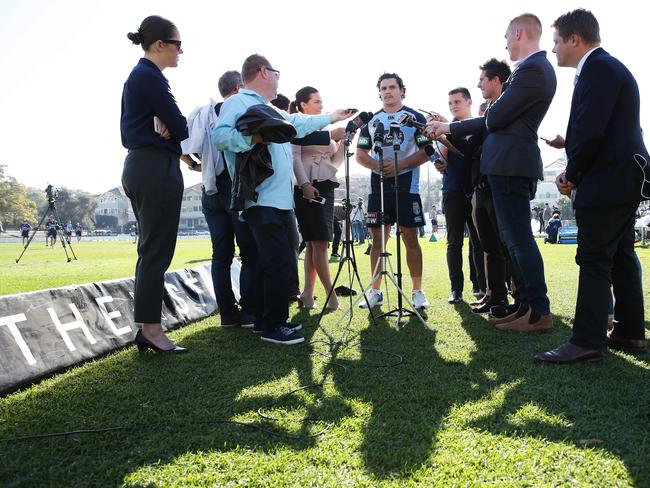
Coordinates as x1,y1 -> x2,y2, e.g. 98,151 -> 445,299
1,238 -> 649,487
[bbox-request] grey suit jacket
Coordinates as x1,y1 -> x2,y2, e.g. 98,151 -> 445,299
450,51 -> 557,180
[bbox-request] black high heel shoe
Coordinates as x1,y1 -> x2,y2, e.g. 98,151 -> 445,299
134,330 -> 189,354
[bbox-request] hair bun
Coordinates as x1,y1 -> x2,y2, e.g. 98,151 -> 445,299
127,31 -> 142,45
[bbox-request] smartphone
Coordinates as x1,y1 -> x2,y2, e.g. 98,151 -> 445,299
347,108 -> 358,114
419,108 -> 440,117
540,136 -> 551,143
303,195 -> 326,204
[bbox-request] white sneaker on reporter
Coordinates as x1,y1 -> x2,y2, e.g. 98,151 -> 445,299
412,289 -> 430,309
359,288 -> 383,308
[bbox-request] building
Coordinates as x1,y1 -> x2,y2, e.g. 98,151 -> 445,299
94,187 -> 134,228
532,156 -> 566,207
94,183 -> 207,232
179,183 -> 206,230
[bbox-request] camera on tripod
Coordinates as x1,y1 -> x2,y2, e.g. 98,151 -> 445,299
44,184 -> 59,203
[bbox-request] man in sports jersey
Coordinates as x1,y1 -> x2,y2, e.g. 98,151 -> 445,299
20,220 -> 31,246
356,73 -> 430,309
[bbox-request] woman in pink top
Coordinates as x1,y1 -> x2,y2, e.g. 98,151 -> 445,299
290,86 -> 345,310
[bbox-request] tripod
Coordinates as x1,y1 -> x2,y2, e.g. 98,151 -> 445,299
362,124 -> 427,326
16,199 -> 78,263
317,128 -> 376,330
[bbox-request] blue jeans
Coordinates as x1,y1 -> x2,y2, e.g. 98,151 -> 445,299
352,220 -> 365,244
242,206 -> 294,333
487,175 -> 550,315
202,182 -> 257,321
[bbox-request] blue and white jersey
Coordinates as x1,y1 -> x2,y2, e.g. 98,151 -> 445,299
357,106 -> 428,194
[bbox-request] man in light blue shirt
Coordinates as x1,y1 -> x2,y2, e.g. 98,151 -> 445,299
212,54 -> 352,345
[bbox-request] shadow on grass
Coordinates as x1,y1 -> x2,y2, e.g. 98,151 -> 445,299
0,300 -> 648,486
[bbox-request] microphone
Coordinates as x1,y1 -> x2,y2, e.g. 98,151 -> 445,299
345,111 -> 374,133
372,122 -> 385,154
424,144 -> 440,163
397,112 -> 426,130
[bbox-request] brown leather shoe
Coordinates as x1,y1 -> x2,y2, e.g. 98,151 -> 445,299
496,311 -> 553,332
489,308 -> 522,325
534,341 -> 603,364
607,330 -> 646,354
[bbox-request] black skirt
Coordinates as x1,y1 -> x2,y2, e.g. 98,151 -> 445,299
294,180 -> 337,242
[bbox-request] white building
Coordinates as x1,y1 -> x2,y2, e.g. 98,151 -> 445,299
179,183 -> 206,230
532,156 -> 566,207
94,187 -> 134,227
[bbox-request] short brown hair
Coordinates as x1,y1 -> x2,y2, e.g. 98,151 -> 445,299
510,13 -> 542,41
241,54 -> 272,84
552,9 -> 601,44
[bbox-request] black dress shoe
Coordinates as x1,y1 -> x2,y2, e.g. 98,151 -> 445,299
472,299 -> 508,314
448,291 -> 462,304
534,341 -> 602,364
134,330 -> 189,354
607,331 -> 646,354
490,302 -> 519,319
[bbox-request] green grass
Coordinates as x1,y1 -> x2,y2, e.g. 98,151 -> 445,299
0,238 -> 649,487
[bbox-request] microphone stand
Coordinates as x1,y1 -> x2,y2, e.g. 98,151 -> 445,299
317,125 -> 376,334
372,125 -> 426,326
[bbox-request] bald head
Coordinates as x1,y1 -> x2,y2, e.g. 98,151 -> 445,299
509,13 -> 542,41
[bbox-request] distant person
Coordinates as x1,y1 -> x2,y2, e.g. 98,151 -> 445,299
544,212 -> 562,243
350,197 -> 366,244
46,216 -> 58,247
121,15 -> 189,354
542,203 -> 552,232
20,220 -> 31,246
430,205 -> 438,233
75,222 -> 83,242
64,220 -> 73,243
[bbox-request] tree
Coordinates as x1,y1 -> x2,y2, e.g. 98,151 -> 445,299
50,187 -> 98,228
0,165 -> 37,226
555,196 -> 575,221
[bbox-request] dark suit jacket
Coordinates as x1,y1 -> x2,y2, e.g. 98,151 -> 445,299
565,48 -> 649,208
450,51 -> 557,180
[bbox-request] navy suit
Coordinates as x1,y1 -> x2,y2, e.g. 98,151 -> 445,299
451,51 -> 557,315
566,48 -> 647,350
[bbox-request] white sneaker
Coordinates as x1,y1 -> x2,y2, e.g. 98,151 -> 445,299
360,289 -> 383,308
412,289 -> 430,309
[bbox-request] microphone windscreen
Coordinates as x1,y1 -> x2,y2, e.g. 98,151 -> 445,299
359,111 -> 373,123
424,144 -> 436,158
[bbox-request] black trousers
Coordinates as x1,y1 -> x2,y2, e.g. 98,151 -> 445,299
572,203 -> 645,350
332,219 -> 342,255
243,206 -> 293,333
443,191 -> 485,293
474,185 -> 508,301
122,147 -> 183,323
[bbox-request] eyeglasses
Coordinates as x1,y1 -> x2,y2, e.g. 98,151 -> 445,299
162,40 -> 182,50
258,66 -> 280,79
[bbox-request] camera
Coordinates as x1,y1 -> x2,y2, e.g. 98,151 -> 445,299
44,184 -> 59,203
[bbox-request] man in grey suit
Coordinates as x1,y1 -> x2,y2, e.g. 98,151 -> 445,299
426,13 -> 556,332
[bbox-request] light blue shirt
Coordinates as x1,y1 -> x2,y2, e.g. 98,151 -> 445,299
211,88 -> 332,210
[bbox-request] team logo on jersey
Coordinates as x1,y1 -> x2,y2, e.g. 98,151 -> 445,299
415,134 -> 429,145
412,201 -> 421,216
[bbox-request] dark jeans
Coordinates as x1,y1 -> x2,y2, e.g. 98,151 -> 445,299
487,175 -> 549,314
243,206 -> 294,333
332,219 -> 342,255
122,147 -> 183,323
572,203 -> 645,350
474,185 -> 508,301
442,191 -> 485,293
202,178 -> 257,321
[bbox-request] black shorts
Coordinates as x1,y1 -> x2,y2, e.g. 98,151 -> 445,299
21,231 -> 29,238
65,231 -> 72,237
75,231 -> 82,236
294,180 -> 336,241
366,193 -> 424,228
47,229 -> 57,237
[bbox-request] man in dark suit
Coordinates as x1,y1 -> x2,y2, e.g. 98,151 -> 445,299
535,9 -> 648,363
426,13 -> 556,332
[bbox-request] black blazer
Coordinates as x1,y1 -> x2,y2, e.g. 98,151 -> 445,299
565,48 -> 649,208
451,51 -> 556,180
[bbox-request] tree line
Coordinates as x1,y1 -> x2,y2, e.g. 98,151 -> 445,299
0,165 -> 97,229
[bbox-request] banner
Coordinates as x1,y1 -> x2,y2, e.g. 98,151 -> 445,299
0,262 -> 239,394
